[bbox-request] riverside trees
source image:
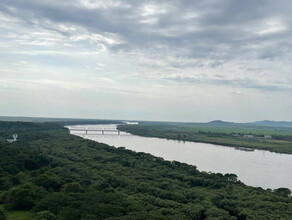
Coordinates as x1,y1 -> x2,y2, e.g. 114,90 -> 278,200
0,121 -> 291,219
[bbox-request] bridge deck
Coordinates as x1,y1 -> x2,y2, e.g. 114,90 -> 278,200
69,128 -> 122,135
70,129 -> 119,132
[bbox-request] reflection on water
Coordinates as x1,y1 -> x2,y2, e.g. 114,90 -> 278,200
67,124 -> 292,190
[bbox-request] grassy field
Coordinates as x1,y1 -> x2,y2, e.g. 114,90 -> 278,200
0,205 -> 34,220
118,123 -> 292,154
181,125 -> 292,136
7,211 -> 35,220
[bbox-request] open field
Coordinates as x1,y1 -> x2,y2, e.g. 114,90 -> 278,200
7,211 -> 35,220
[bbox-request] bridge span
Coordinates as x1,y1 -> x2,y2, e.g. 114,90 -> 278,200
69,128 -> 122,135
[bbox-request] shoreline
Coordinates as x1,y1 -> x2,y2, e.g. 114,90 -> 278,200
117,126 -> 292,155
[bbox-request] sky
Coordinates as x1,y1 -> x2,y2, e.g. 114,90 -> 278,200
0,0 -> 291,122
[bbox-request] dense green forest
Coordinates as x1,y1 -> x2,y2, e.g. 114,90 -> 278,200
0,121 -> 291,220
117,123 -> 292,154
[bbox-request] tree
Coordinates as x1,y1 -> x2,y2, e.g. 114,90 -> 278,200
274,188 -> 291,197
36,210 -> 56,220
224,173 -> 238,182
0,210 -> 7,220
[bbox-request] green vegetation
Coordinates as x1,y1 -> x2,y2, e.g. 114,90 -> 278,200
0,121 -> 291,219
118,122 -> 292,154
7,211 -> 35,220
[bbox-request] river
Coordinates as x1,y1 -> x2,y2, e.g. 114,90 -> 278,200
67,124 -> 292,190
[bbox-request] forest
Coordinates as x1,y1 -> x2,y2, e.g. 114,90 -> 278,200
0,121 -> 291,220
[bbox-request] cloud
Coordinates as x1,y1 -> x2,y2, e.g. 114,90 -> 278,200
0,0 -> 292,121
3,1 -> 292,89
164,74 -> 292,92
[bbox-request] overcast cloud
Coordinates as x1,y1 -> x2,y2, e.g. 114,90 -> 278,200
0,0 -> 291,122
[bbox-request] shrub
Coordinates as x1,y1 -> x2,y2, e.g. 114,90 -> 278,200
36,210 -> 56,220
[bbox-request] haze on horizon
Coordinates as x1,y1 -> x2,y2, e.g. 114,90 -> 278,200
0,0 -> 291,122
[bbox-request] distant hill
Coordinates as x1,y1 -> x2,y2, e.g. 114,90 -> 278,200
252,120 -> 292,128
204,120 -> 292,129
208,120 -> 232,125
206,120 -> 239,127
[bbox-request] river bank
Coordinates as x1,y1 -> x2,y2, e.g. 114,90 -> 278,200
68,124 -> 292,190
117,124 -> 292,154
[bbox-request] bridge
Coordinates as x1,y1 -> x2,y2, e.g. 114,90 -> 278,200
69,127 -> 122,135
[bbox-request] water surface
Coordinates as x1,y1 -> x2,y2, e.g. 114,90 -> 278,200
67,124 -> 292,190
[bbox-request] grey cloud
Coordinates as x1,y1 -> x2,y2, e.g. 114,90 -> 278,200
1,0 -> 292,91
164,75 -> 292,92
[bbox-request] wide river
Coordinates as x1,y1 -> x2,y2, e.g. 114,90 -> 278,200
67,124 -> 292,190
